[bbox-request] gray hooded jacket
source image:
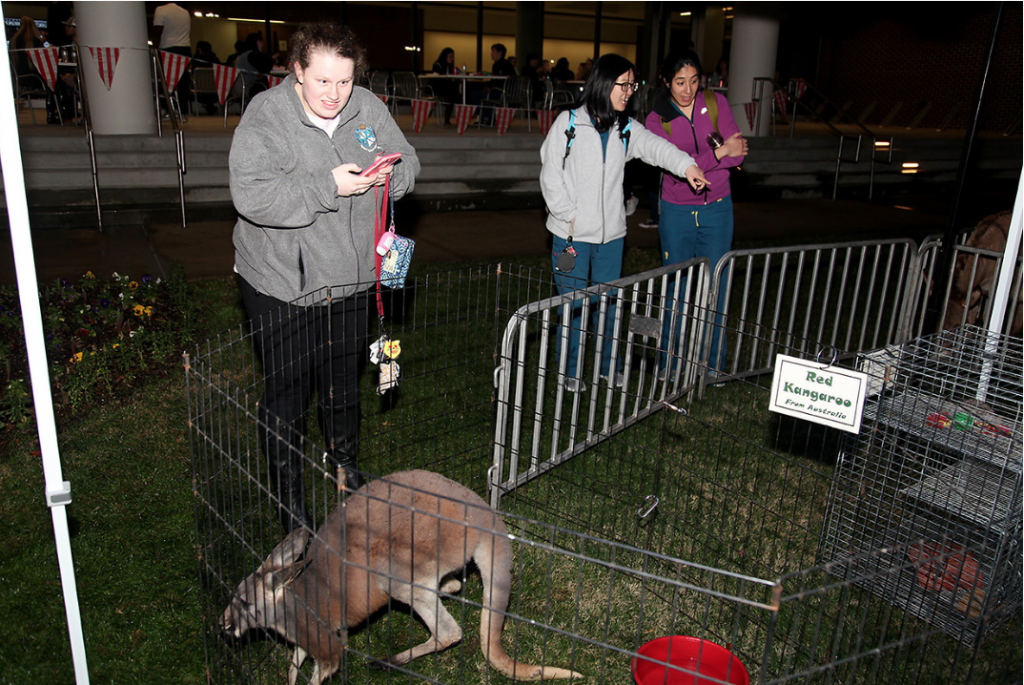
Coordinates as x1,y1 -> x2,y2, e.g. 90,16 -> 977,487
540,105 -> 696,245
231,77 -> 420,303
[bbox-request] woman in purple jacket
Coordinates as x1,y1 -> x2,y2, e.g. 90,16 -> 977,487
645,50 -> 748,372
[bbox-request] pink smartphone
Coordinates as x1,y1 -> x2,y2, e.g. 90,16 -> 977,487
359,152 -> 402,177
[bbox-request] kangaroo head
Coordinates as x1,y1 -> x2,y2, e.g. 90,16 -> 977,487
221,527 -> 311,638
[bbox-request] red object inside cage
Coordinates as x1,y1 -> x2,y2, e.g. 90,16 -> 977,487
632,636 -> 750,685
908,541 -> 985,593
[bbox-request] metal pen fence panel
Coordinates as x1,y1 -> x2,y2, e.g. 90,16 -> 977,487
490,259 -> 711,508
710,240 -> 921,381
940,241 -> 1022,339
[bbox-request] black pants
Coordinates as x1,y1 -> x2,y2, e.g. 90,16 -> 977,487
240,278 -> 370,529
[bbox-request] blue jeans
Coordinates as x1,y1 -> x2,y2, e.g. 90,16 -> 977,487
659,195 -> 734,371
551,236 -> 624,379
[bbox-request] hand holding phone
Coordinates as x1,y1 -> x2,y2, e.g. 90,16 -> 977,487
359,152 -> 402,177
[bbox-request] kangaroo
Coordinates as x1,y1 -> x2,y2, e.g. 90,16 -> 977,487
221,470 -> 582,684
943,210 -> 1021,336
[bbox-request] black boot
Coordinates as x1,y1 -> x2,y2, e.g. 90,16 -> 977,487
325,452 -> 364,493
322,403 -> 364,492
264,417 -> 313,533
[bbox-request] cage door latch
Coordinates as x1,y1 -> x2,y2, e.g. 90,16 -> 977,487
637,494 -> 660,519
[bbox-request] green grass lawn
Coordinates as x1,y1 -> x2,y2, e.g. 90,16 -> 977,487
1,250 -> 1019,685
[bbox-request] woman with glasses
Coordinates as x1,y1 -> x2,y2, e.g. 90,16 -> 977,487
540,53 -> 708,393
645,50 -> 747,373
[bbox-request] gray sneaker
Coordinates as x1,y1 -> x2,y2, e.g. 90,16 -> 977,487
564,377 -> 587,393
625,195 -> 639,217
600,372 -> 625,388
639,219 -> 659,229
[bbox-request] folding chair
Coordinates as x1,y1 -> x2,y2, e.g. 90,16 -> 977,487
13,70 -> 56,124
190,66 -> 218,116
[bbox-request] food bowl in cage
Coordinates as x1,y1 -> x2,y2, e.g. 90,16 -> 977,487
632,636 -> 749,685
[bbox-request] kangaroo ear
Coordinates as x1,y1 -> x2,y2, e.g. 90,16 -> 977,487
275,559 -> 309,588
265,528 -> 311,570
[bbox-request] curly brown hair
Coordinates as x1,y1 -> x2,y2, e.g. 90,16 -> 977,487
288,21 -> 368,80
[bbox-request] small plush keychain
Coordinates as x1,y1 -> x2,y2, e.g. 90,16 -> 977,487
370,335 -> 402,394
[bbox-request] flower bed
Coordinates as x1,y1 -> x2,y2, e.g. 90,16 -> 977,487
0,267 -> 196,440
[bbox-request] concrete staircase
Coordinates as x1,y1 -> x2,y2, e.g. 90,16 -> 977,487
3,120 -> 1020,228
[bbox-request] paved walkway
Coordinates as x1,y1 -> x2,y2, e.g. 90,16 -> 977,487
1,199 -> 948,287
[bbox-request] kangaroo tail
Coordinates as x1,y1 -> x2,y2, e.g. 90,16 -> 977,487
477,522 -> 583,681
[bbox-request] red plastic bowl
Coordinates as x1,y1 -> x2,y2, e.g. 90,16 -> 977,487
632,636 -> 750,685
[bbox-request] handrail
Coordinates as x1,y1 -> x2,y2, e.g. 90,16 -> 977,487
753,77 -> 895,201
150,47 -> 184,136
32,44 -> 190,230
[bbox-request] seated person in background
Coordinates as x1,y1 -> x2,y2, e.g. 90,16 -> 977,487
473,43 -> 516,125
431,47 -> 459,126
192,41 -> 221,115
10,16 -> 43,77
520,53 -> 546,107
490,43 -> 515,79
232,32 -> 275,102
225,40 -> 245,67
552,57 -> 575,84
194,40 -> 221,65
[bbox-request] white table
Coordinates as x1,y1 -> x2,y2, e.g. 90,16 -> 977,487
417,73 -> 507,105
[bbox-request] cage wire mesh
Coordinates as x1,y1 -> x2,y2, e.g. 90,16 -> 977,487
186,265 -> 1021,685
820,325 -> 1023,649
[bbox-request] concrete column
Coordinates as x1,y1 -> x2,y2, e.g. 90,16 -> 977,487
516,2 -> 544,62
727,10 -> 779,137
75,1 -> 156,135
691,6 -> 726,73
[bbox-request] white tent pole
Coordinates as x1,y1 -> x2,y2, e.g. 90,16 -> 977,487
985,168 -> 1023,339
0,10 -> 90,685
976,168 -> 1023,405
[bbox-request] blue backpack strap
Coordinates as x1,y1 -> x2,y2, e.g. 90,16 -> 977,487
562,109 -> 576,169
620,118 -> 632,154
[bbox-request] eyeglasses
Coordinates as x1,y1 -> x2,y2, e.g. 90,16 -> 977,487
615,81 -> 639,93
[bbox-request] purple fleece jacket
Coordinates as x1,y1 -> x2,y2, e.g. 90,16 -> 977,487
645,89 -> 742,207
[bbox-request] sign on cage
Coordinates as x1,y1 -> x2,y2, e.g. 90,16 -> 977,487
768,352 -> 869,433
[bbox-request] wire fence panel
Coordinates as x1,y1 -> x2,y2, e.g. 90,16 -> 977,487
711,240 -> 921,380
186,260 -> 1021,685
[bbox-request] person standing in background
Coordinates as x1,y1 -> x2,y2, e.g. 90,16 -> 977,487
540,54 -> 708,393
152,2 -> 192,112
44,1 -> 75,123
646,50 -> 747,373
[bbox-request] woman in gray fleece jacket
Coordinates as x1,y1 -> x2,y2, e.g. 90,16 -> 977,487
540,53 -> 707,393
230,21 -> 420,531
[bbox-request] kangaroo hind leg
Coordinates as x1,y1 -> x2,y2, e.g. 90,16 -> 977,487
387,585 -> 463,667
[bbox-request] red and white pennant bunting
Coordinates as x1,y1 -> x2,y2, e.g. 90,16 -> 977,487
773,89 -> 788,114
160,50 -> 191,91
494,107 -> 515,135
744,102 -> 757,129
27,47 -> 60,91
411,99 -> 434,133
536,110 -> 557,135
454,104 -> 475,135
88,47 -> 121,91
211,64 -> 239,105
25,47 -> 59,90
